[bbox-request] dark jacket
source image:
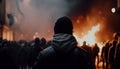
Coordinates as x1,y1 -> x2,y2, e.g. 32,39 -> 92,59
115,43 -> 120,69
34,34 -> 91,69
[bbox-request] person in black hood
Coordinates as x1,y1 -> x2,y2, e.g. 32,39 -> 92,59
33,16 -> 92,69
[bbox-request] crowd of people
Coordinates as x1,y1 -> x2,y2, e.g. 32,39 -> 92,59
101,32 -> 120,69
0,16 -> 120,69
0,37 -> 48,69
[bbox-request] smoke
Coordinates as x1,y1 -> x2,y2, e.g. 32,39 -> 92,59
70,0 -> 120,42
9,0 -> 120,42
11,0 -> 70,40
15,0 -> 24,16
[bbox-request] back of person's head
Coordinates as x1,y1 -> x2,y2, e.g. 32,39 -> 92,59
41,37 -> 46,45
95,43 -> 98,46
83,41 -> 86,45
54,16 -> 73,35
113,32 -> 120,40
34,37 -> 40,44
112,40 -> 118,46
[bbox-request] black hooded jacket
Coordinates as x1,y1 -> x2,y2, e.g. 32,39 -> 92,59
34,34 -> 91,69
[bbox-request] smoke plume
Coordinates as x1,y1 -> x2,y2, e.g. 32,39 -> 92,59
8,0 -> 120,42
11,0 -> 70,40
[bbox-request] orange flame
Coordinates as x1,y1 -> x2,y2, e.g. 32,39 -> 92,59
74,24 -> 100,46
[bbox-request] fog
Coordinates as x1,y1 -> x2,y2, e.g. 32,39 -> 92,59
7,0 -> 120,42
10,0 -> 71,40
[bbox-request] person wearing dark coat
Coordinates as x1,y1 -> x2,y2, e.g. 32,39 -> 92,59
114,32 -> 120,69
33,16 -> 92,69
101,41 -> 112,69
108,40 -> 118,69
40,37 -> 47,49
81,41 -> 94,69
92,43 -> 100,69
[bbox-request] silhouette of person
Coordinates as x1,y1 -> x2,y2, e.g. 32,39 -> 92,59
0,40 -> 18,69
40,37 -> 47,49
114,32 -> 120,69
29,38 -> 43,68
34,38 -> 43,51
81,41 -> 92,53
92,43 -> 100,69
108,40 -> 117,69
33,16 -> 91,69
101,41 -> 112,69
81,41 -> 94,69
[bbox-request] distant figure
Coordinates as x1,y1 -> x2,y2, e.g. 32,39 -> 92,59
81,41 -> 93,69
108,40 -> 117,69
101,43 -> 106,69
114,32 -> 120,69
81,41 -> 92,55
18,40 -> 29,69
0,40 -> 18,69
34,38 -> 43,52
40,37 -> 47,49
115,38 -> 120,69
92,43 -> 100,69
33,16 -> 91,69
29,38 -> 43,68
101,41 -> 112,69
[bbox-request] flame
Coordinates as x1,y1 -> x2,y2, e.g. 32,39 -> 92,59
74,24 -> 100,46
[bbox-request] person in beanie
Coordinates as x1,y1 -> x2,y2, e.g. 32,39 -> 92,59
33,16 -> 92,69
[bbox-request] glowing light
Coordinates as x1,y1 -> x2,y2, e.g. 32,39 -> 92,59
33,32 -> 39,39
111,8 -> 116,13
74,24 -> 100,46
76,20 -> 80,24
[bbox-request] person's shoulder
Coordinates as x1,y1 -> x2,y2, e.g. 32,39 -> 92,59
72,46 -> 88,56
40,46 -> 56,56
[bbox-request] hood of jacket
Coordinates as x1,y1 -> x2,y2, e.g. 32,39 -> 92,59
51,34 -> 77,54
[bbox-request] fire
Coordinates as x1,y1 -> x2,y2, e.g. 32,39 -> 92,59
74,24 -> 100,46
